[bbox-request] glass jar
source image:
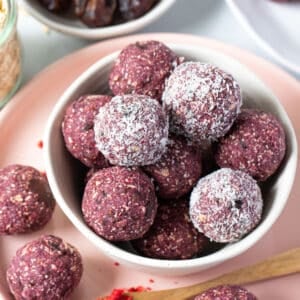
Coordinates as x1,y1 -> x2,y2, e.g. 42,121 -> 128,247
0,0 -> 21,108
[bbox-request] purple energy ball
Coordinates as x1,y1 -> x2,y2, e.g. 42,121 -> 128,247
190,168 -> 263,243
162,62 -> 242,143
214,108 -> 286,181
0,165 -> 55,235
194,285 -> 257,300
132,199 -> 210,259
6,235 -> 83,300
94,94 -> 169,166
143,135 -> 202,199
82,166 -> 157,241
109,40 -> 181,101
62,95 -> 111,168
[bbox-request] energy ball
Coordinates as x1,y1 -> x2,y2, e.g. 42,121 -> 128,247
109,40 -> 181,100
82,166 -> 157,241
62,94 -> 111,168
190,168 -> 263,243
0,165 -> 55,235
132,199 -> 210,259
117,0 -> 156,20
94,94 -> 169,166
6,235 -> 83,300
214,109 -> 286,181
143,135 -> 202,199
162,62 -> 242,142
194,285 -> 257,300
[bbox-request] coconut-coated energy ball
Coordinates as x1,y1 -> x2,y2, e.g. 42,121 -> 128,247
6,235 -> 83,300
162,62 -> 242,143
132,199 -> 210,259
0,165 -> 55,235
194,285 -> 257,300
190,168 -> 263,243
143,135 -> 202,199
215,108 -> 286,181
94,94 -> 169,166
82,166 -> 157,241
62,95 -> 111,168
109,40 -> 181,100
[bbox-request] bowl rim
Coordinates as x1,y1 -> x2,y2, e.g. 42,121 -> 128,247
20,0 -> 176,40
44,43 -> 298,271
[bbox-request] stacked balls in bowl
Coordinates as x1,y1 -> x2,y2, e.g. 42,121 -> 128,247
61,40 -> 286,261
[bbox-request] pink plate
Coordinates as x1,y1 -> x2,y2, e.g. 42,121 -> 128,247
1,33 -> 300,300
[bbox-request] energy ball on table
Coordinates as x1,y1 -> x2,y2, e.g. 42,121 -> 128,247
62,95 -> 111,168
194,285 -> 257,300
94,94 -> 169,166
162,62 -> 242,143
109,40 -> 181,100
190,168 -> 263,243
0,165 -> 55,235
117,0 -> 156,20
214,108 -> 286,181
6,235 -> 83,300
143,135 -> 202,200
82,166 -> 157,241
132,199 -> 210,259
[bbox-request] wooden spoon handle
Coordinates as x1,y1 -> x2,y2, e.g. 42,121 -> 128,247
129,248 -> 300,300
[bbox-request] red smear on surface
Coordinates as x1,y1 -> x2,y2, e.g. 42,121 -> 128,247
37,140 -> 43,149
149,278 -> 155,283
97,286 -> 151,300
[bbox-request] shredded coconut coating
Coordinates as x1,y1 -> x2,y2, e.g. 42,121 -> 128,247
162,62 -> 242,142
6,235 -> 83,300
215,109 -> 286,181
94,94 -> 169,166
132,199 -> 210,260
109,40 -> 181,101
62,95 -> 111,168
190,168 -> 263,243
0,165 -> 55,235
143,135 -> 202,199
82,166 -> 157,241
194,285 -> 257,300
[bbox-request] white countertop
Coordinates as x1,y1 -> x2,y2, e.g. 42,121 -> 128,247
17,0 -> 298,87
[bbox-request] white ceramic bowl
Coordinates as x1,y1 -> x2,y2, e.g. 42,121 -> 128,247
20,0 -> 175,40
44,43 -> 297,276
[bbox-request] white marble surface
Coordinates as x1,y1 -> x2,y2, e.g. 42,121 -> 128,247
17,0 -> 298,87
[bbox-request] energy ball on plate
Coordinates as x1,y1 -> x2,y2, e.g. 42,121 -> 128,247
117,0 -> 156,20
190,168 -> 263,243
143,135 -> 202,200
82,166 -> 157,241
214,108 -> 286,181
162,62 -> 242,143
109,40 -> 181,100
62,94 -> 111,168
132,199 -> 210,259
6,235 -> 83,300
0,165 -> 55,235
194,285 -> 257,300
94,94 -> 169,166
